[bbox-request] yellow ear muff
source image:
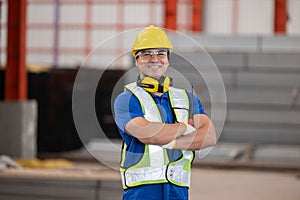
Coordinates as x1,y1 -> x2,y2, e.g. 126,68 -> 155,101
137,76 -> 159,93
137,76 -> 172,93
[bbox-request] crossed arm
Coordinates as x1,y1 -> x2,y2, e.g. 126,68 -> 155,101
125,114 -> 216,150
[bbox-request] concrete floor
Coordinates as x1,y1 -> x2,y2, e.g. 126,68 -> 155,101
0,165 -> 299,200
190,168 -> 300,200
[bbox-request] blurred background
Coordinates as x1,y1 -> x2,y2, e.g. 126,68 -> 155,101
0,0 -> 299,200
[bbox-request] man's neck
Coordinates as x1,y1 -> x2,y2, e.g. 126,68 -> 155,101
152,92 -> 164,97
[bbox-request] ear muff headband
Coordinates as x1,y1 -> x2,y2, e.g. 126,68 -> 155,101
137,76 -> 172,93
161,76 -> 171,92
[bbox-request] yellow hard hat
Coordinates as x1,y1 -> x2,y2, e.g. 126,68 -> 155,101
132,25 -> 173,56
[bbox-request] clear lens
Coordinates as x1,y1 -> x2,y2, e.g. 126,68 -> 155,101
137,50 -> 168,60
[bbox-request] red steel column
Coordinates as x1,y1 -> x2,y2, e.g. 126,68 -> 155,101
192,0 -> 203,32
165,0 -> 177,30
5,0 -> 27,100
232,0 -> 239,35
274,0 -> 287,34
85,0 -> 92,57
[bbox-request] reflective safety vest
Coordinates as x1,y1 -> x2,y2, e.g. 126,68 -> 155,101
120,82 -> 195,189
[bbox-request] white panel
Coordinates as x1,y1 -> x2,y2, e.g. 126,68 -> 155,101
28,4 -> 54,23
59,30 -> 85,48
105,55 -> 132,70
1,2 -> 7,21
27,29 -> 53,48
92,4 -> 117,24
1,53 -> 6,66
124,4 -> 149,24
91,29 -> 117,49
122,29 -> 140,53
58,54 -> 85,67
154,3 -> 164,26
288,0 -> 300,35
0,24 -> 7,47
86,53 -> 131,69
204,0 -> 233,35
85,53 -> 116,68
27,54 -> 53,66
238,0 -> 274,35
60,4 -> 86,24
177,3 -> 191,30
122,55 -> 133,69
0,2 -> 7,61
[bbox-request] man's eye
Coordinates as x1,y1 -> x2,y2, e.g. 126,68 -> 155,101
143,53 -> 151,57
158,52 -> 166,56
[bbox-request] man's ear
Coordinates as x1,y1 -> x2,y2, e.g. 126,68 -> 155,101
135,59 -> 138,67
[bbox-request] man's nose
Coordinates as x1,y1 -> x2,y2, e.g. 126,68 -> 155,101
150,54 -> 159,62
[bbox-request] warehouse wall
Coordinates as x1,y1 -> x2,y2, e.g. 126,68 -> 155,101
1,0 -> 300,68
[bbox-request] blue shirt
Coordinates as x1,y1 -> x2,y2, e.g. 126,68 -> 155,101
113,87 -> 206,199
114,89 -> 205,167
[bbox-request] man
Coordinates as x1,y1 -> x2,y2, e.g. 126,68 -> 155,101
114,25 -> 216,200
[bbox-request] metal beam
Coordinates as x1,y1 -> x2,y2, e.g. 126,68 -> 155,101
5,0 -> 27,100
192,0 -> 203,32
274,0 -> 287,34
232,0 -> 239,35
164,0 -> 177,30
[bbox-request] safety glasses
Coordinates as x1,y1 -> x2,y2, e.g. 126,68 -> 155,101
136,49 -> 168,60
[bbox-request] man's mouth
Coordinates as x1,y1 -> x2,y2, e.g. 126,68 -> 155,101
143,64 -> 163,69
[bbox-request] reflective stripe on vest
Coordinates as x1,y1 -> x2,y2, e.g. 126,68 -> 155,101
120,82 -> 194,189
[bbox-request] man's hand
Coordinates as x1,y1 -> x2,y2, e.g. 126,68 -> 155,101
174,114 -> 217,150
161,140 -> 176,149
182,124 -> 196,136
161,124 -> 196,149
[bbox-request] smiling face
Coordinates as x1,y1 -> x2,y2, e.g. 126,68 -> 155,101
135,48 -> 169,80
